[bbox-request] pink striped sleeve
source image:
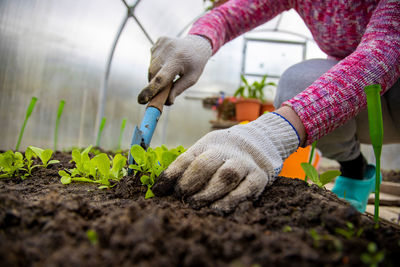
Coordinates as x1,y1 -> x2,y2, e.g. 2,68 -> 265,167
284,0 -> 400,146
189,0 -> 291,55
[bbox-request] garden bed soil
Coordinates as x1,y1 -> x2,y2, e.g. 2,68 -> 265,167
1,151 -> 400,266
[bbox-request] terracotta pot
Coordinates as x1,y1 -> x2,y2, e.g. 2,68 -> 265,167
235,98 -> 262,122
261,102 -> 275,115
212,0 -> 229,8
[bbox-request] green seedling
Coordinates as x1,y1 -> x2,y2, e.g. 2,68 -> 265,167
28,146 -> 60,168
309,229 -> 322,248
117,118 -> 127,150
60,145 -> 96,184
86,229 -> 98,245
90,147 -> 102,156
21,146 -> 37,177
282,225 -> 292,233
309,229 -> 343,252
0,151 -> 25,178
334,221 -> 363,240
91,153 -> 127,188
54,100 -> 65,151
16,97 -> 38,151
304,141 -> 317,182
59,170 -> 97,185
129,144 -> 186,199
96,117 -> 106,147
301,162 -> 341,188
361,242 -> 385,267
364,84 -> 383,222
60,145 -> 127,189
70,145 -> 94,177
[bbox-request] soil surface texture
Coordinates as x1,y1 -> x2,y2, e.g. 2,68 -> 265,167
1,152 -> 399,267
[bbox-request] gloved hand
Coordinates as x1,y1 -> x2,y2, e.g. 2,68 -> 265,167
152,112 -> 300,213
138,35 -> 212,105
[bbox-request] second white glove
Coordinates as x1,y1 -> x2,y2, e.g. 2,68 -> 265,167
152,112 -> 300,213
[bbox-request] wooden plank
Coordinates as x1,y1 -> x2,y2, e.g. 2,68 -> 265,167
209,120 -> 238,130
380,181 -> 400,196
368,191 -> 400,206
365,205 -> 400,224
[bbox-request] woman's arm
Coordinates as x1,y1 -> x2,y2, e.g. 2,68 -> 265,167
284,0 -> 400,146
189,0 -> 292,54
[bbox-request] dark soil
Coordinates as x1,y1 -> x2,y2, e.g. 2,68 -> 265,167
1,152 -> 400,267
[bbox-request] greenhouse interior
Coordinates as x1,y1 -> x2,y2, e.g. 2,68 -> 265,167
1,0 -> 400,266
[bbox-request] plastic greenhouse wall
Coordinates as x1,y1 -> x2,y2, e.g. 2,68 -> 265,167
0,0 -> 399,170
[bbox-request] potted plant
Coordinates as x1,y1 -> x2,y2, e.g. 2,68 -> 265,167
203,0 -> 229,10
216,97 -> 236,121
234,74 -> 276,121
257,75 -> 277,115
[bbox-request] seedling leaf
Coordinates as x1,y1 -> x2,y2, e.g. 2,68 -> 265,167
301,162 -> 319,185
145,188 -> 155,199
140,175 -> 150,185
86,229 -> 98,245
0,151 -> 25,178
92,153 -> 110,179
29,146 -> 58,168
48,159 -> 60,165
320,170 -> 341,186
41,149 -> 53,165
16,97 -> 38,151
301,162 -> 341,188
98,185 -> 109,190
131,145 -> 146,166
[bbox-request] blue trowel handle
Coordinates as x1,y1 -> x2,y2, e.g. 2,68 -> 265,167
142,84 -> 172,146
137,107 -> 161,148
128,85 -> 172,171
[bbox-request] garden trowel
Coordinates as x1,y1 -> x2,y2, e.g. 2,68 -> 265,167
128,85 -> 172,174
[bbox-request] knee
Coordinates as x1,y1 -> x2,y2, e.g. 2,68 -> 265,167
274,59 -> 337,108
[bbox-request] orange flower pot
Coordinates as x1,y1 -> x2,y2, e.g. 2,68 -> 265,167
235,98 -> 261,122
261,102 -> 275,114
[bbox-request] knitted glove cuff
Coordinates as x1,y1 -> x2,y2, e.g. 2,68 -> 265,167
185,34 -> 212,58
240,112 -> 300,161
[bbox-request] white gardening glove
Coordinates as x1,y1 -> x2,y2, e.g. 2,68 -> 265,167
152,112 -> 300,213
138,35 -> 212,105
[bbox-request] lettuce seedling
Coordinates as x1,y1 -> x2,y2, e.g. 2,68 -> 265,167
89,147 -> 102,156
335,221 -> 363,240
300,162 -> 341,188
86,229 -> 98,245
60,146 -> 127,189
129,144 -> 186,198
22,146 -> 38,177
28,146 -> 60,168
0,151 -> 25,178
16,97 -> 37,151
69,145 -> 95,177
91,153 -> 113,187
361,242 -> 385,267
59,170 -> 97,185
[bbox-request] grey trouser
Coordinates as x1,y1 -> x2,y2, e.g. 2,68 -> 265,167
274,59 -> 400,162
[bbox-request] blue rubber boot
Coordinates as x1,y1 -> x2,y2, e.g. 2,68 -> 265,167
332,164 -> 382,213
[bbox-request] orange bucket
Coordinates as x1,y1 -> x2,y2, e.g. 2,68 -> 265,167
279,146 -> 321,179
